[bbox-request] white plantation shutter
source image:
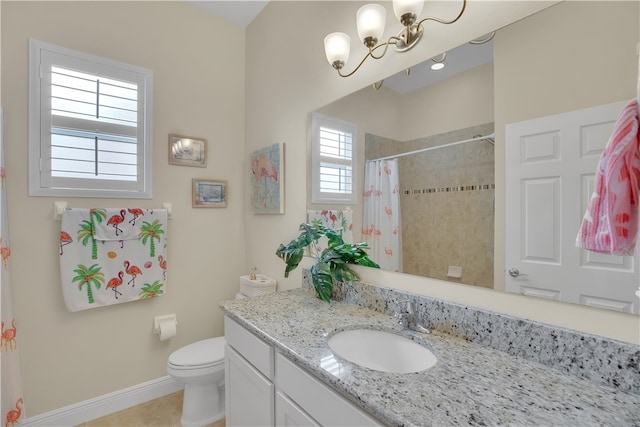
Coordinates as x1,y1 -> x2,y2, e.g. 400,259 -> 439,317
311,113 -> 356,204
29,40 -> 153,198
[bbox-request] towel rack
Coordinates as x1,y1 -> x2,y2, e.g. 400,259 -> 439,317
53,201 -> 173,221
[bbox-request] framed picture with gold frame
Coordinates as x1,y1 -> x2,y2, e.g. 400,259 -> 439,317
169,134 -> 207,167
192,179 -> 227,208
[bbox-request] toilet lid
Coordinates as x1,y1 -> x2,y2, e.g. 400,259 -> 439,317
169,337 -> 226,367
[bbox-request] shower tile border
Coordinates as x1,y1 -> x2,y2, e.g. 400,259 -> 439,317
402,183 -> 495,195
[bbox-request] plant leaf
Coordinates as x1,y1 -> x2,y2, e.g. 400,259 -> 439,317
275,222 -> 380,301
275,244 -> 305,277
331,262 -> 359,283
311,262 -> 333,302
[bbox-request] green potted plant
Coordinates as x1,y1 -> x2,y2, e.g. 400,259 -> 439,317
275,223 -> 380,302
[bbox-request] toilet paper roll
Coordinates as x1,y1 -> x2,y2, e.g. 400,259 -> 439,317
158,320 -> 176,341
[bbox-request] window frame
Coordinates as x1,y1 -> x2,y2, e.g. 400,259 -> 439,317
28,39 -> 153,198
310,112 -> 357,205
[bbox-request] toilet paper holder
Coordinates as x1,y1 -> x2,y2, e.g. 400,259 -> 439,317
153,314 -> 177,335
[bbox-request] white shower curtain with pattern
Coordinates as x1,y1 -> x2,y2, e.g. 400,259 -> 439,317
363,159 -> 402,272
1,108 -> 25,426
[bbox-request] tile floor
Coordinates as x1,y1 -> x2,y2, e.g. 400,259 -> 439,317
79,391 -> 225,427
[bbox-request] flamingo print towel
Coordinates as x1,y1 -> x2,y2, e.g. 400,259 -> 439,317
60,208 -> 168,312
576,99 -> 640,255
306,209 -> 353,258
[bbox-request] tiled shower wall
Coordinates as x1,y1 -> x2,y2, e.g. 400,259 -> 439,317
365,123 -> 495,287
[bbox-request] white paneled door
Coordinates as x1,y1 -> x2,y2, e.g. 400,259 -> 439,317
505,101 -> 639,314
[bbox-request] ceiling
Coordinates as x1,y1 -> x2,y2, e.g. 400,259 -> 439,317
382,38 -> 493,94
185,0 -> 269,27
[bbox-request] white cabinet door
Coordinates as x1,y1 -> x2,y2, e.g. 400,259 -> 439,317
225,345 -> 274,426
505,101 -> 639,313
275,392 -> 320,427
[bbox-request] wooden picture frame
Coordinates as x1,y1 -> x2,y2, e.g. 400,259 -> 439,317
192,179 -> 228,208
169,134 -> 207,167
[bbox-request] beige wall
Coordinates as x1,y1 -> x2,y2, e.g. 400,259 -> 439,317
246,1 -> 639,345
1,1 -> 246,416
395,62 -> 495,141
494,1 -> 638,291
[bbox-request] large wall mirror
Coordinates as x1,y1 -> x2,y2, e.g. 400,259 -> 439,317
309,1 -> 640,314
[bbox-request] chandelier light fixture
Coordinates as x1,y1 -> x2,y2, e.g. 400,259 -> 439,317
324,0 -> 467,78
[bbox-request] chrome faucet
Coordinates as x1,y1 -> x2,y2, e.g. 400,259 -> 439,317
395,299 -> 431,334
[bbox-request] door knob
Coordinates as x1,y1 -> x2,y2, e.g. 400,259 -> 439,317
508,268 -> 528,278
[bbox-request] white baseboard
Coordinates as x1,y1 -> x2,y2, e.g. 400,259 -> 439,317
19,376 -> 183,426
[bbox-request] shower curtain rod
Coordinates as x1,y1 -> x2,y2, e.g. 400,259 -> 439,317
368,133 -> 495,162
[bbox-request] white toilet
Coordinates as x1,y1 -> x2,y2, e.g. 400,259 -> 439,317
167,337 -> 226,426
167,274 -> 277,427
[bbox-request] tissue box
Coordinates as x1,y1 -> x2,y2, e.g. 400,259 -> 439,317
240,274 -> 277,297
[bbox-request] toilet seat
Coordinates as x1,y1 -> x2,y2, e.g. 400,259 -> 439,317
168,337 -> 225,370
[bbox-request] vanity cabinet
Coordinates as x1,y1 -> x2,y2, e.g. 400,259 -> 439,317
275,353 -> 382,427
224,316 -> 382,427
224,317 -> 275,426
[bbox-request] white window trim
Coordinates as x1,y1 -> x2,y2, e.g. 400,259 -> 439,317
28,39 -> 153,198
311,112 -> 357,204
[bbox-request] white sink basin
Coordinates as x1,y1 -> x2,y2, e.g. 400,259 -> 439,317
328,329 -> 437,374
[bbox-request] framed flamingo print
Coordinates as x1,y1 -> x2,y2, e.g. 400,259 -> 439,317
192,179 -> 228,208
250,142 -> 285,214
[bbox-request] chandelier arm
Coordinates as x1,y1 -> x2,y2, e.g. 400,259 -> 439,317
369,36 -> 402,59
469,31 -> 495,44
336,36 -> 400,78
431,52 -> 446,63
416,0 -> 466,28
336,50 -> 378,78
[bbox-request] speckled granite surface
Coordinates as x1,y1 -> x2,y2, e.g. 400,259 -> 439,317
324,278 -> 640,394
219,288 -> 640,427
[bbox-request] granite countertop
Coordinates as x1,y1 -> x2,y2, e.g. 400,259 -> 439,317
219,288 -> 639,427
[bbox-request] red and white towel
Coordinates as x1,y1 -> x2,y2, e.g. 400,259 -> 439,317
576,99 -> 640,255
60,208 -> 168,311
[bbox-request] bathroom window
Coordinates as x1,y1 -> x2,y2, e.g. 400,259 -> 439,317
311,113 -> 356,204
28,39 -> 153,198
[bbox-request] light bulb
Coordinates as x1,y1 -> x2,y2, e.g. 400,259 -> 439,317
324,32 -> 350,68
356,4 -> 386,46
392,0 -> 424,22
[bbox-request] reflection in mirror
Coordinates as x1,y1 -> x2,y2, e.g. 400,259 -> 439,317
310,1 -> 639,314
365,123 -> 495,287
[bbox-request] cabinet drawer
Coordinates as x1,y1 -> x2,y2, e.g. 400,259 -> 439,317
225,316 -> 274,379
276,353 -> 382,427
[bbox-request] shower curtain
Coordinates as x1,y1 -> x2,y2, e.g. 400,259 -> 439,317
1,108 -> 25,426
363,159 -> 402,272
